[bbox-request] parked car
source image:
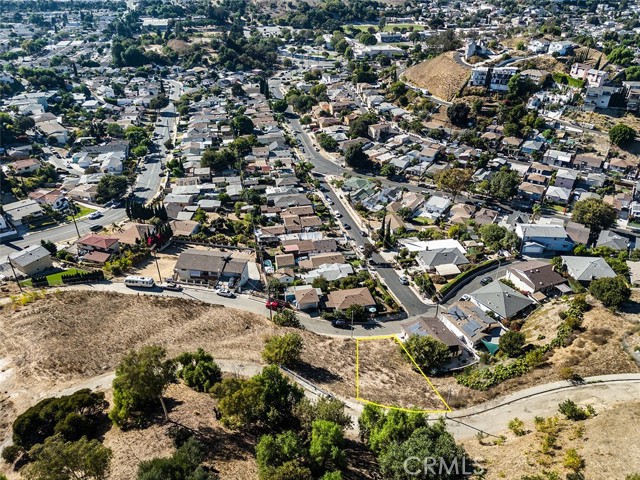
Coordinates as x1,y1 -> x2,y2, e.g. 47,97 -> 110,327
331,319 -> 351,329
89,224 -> 103,232
343,223 -> 351,230
360,230 -> 368,237
266,299 -> 287,310
216,289 -> 235,298
399,276 -> 410,285
160,282 -> 183,292
88,212 -> 102,220
334,211 -> 342,218
480,276 -> 494,286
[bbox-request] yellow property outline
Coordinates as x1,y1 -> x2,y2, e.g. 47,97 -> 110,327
355,334 -> 452,414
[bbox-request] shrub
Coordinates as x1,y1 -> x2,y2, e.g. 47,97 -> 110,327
564,448 -> 585,472
262,333 -> 304,366
175,348 -> 222,393
507,417 -> 526,436
1,445 -> 21,464
558,400 -> 592,421
272,309 -> 302,328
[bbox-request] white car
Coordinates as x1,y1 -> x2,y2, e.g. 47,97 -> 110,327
88,212 -> 103,220
334,211 -> 342,218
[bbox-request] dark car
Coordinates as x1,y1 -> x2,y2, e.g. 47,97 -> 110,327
343,223 -> 351,230
331,319 -> 351,329
89,224 -> 103,232
480,276 -> 494,286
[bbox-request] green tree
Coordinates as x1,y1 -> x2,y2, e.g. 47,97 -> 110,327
256,430 -> 305,480
211,366 -> 304,429
479,224 -> 520,251
309,420 -> 346,472
344,144 -> 371,170
201,148 -> 235,172
380,163 -> 396,179
106,123 -> 124,138
148,94 -> 169,111
435,168 -> 473,201
446,102 -> 470,127
25,436 -> 112,480
137,437 -> 214,480
572,197 -> 617,234
109,345 -> 177,427
262,333 -> 304,366
96,174 -> 128,203
487,168 -> 520,200
272,99 -> 288,113
378,420 -> 468,480
175,348 -> 222,393
401,335 -> 450,373
609,123 -> 635,146
589,276 -> 631,310
317,133 -> 339,152
294,397 -> 352,435
232,115 -> 254,135
499,330 -> 526,357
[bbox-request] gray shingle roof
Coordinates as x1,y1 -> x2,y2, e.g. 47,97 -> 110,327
470,281 -> 534,319
561,256 -> 616,282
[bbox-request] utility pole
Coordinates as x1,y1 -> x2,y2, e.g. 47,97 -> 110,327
153,248 -> 162,283
67,197 -> 80,238
350,309 -> 354,339
8,257 -> 23,292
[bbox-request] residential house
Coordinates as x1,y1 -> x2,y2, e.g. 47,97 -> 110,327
275,253 -> 296,270
545,186 -> 572,205
515,224 -> 574,255
449,203 -> 475,225
417,248 -> 469,276
8,158 -> 41,175
565,221 -> 591,245
468,281 -> 535,320
574,154 -> 603,173
301,263 -> 354,283
596,230 -> 630,250
294,286 -> 321,311
542,149 -> 573,168
561,256 -> 616,284
28,189 -> 67,210
174,249 -> 249,286
440,301 -> 505,352
325,287 -> 376,312
554,169 -> 578,189
298,252 -> 345,270
505,260 -> 567,295
68,184 -> 99,203
420,196 -> 452,220
8,245 -> 53,277
400,316 -> 463,357
570,63 -> 608,87
77,234 -> 120,255
3,199 -> 44,226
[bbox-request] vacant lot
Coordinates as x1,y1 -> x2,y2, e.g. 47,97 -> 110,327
403,52 -> 471,101
463,400 -> 640,479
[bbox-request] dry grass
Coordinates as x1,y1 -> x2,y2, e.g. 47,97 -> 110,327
403,52 -> 471,101
355,337 -> 448,411
463,401 -> 640,479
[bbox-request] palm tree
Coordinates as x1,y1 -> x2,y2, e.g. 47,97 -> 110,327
532,203 -> 542,222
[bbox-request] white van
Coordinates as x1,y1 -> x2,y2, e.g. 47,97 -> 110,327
124,276 -> 155,288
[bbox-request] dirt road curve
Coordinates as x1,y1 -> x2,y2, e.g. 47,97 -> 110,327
444,374 -> 640,439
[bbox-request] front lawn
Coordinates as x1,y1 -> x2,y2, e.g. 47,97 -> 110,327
66,205 -> 96,221
21,268 -> 88,287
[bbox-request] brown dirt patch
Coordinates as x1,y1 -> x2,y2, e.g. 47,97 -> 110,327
403,52 -> 471,101
355,337 -> 448,411
167,39 -> 191,55
462,401 -> 640,479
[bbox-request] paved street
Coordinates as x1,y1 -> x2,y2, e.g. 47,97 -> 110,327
0,94 -> 180,258
68,282 -> 405,337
